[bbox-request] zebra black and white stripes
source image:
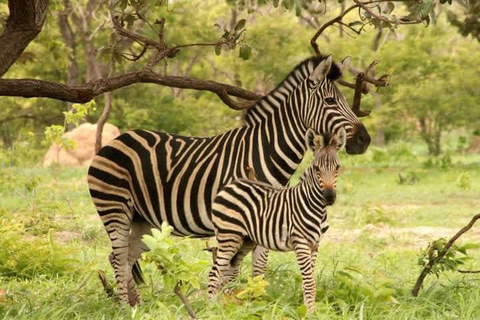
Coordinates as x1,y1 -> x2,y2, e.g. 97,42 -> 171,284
87,55 -> 370,305
208,131 -> 345,313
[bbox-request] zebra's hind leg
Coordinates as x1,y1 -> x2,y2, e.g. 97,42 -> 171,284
102,210 -> 134,306
107,219 -> 152,306
208,234 -> 244,298
127,219 -> 153,305
293,240 -> 316,314
252,245 -> 269,277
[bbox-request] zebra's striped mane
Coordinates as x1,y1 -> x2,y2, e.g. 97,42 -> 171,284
271,55 -> 343,92
242,56 -> 343,124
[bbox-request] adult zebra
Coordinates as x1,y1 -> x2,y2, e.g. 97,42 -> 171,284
87,55 -> 371,306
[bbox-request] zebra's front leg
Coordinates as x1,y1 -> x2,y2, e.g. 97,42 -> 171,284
252,245 -> 269,277
293,240 -> 316,314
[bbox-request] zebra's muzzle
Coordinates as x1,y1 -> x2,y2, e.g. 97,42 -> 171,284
345,124 -> 371,155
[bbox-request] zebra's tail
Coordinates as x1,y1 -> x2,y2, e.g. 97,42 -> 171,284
132,260 -> 144,284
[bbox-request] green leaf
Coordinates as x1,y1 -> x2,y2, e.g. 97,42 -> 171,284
383,1 -> 395,14
349,21 -> 364,27
239,44 -> 252,60
215,44 -> 222,56
273,0 -> 280,7
295,305 -> 307,317
234,19 -> 246,31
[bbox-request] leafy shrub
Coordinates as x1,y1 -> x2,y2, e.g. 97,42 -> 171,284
317,266 -> 397,313
142,223 -> 209,291
397,171 -> 420,185
456,172 -> 471,190
0,224 -> 78,279
423,153 -> 453,169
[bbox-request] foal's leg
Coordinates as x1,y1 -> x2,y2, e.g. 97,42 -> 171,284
208,234 -> 244,297
293,240 -> 316,314
252,245 -> 269,277
223,240 -> 256,285
310,244 -> 319,271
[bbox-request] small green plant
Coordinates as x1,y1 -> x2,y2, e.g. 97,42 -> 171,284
42,101 -> 96,150
397,171 -> 420,185
440,153 -> 453,169
457,172 -> 471,190
236,275 -> 268,300
142,222 -> 209,318
362,206 -> 393,225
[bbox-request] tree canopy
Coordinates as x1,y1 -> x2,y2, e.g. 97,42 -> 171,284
0,0 -> 478,155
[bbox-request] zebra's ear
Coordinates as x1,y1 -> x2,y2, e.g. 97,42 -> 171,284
306,129 -> 323,151
309,55 -> 333,82
339,56 -> 351,74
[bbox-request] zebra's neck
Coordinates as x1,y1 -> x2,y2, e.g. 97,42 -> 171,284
241,63 -> 314,186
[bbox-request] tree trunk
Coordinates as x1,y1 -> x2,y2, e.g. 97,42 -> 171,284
0,0 -> 48,77
58,0 -> 80,130
95,92 -> 112,153
419,117 -> 441,156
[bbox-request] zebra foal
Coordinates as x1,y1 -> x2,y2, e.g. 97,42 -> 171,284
208,130 -> 345,313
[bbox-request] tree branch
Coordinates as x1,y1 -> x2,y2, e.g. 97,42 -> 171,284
0,71 -> 261,109
310,4 -> 360,56
0,0 -> 49,77
352,73 -> 371,117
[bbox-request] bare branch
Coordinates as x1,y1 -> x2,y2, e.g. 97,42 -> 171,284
458,269 -> 480,274
310,4 -> 359,56
112,15 -> 159,48
173,283 -> 197,319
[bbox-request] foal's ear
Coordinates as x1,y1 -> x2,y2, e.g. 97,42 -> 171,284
339,56 -> 351,74
306,129 -> 323,152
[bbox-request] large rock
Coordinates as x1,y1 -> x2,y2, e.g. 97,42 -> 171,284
42,122 -> 120,167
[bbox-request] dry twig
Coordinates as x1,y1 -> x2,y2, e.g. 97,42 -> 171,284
174,283 -> 197,319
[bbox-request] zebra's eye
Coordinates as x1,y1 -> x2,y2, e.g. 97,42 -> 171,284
325,97 -> 336,105
336,164 -> 340,171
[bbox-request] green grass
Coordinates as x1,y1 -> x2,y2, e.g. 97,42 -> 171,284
1,146 -> 480,319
